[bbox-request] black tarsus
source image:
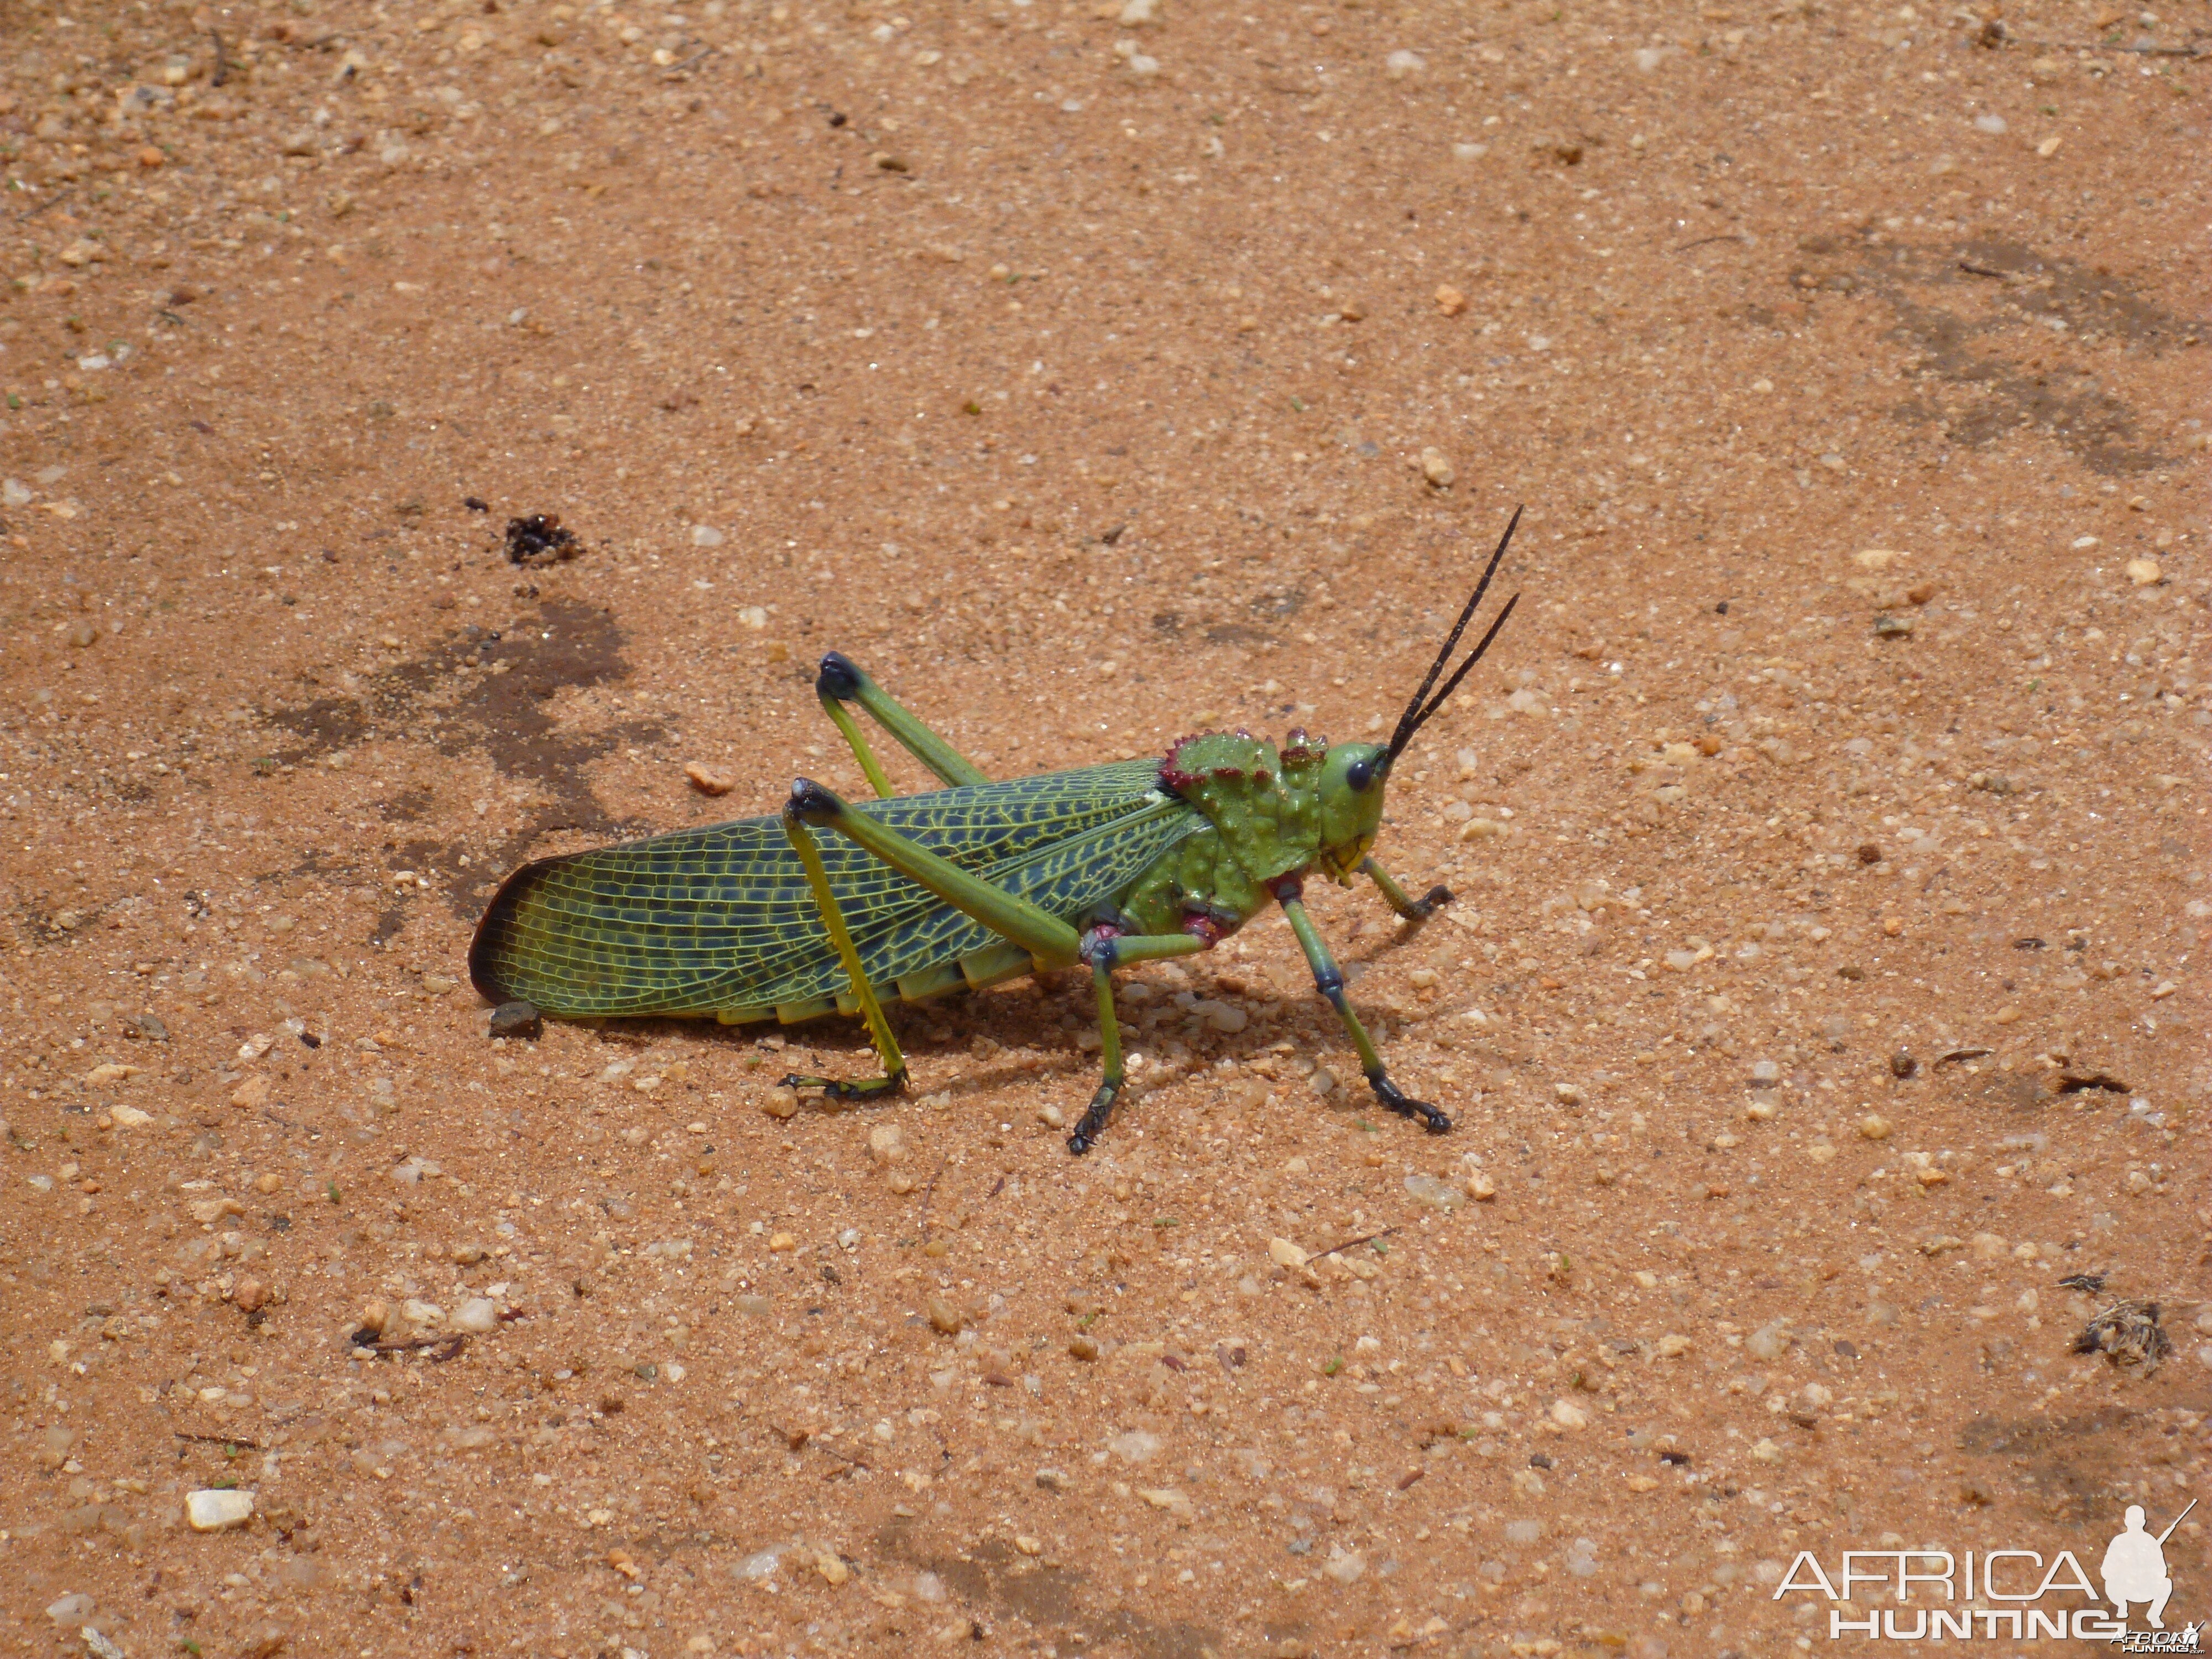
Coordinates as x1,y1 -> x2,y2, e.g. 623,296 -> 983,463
816,651 -> 864,700
1384,505 -> 1525,769
1068,1081 -> 1122,1156
1406,883 -> 1453,920
1368,1071 -> 1453,1134
781,1067 -> 907,1102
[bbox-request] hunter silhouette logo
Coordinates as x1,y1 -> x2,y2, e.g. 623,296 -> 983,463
1771,1496 -> 2201,1647
2104,1502 -> 2191,1630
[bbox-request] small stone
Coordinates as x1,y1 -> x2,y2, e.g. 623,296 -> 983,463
1035,1468 -> 1068,1490
489,1001 -> 542,1040
1269,1237 -> 1310,1269
1199,1000 -> 1248,1034
1889,1051 -> 1918,1078
1138,1486 -> 1189,1513
1465,1169 -> 1497,1201
1403,1171 -> 1463,1210
1014,1535 -> 1044,1557
232,1278 -> 269,1314
1859,1114 -> 1891,1141
1419,446 -> 1454,488
1036,1103 -> 1066,1129
357,1298 -> 392,1338
691,524 -> 725,547
1746,1322 -> 1792,1361
2036,134 -> 2062,157
1384,49 -> 1426,77
1548,1399 -> 1590,1430
454,1298 -> 500,1335
1654,1334 -> 1692,1358
2125,557 -> 2162,586
1991,1005 -> 2022,1025
110,1105 -> 154,1129
1749,1060 -> 1781,1084
685,762 -> 734,796
45,1593 -> 96,1628
927,1296 -> 963,1335
1434,285 -> 1467,316
815,1549 -> 849,1587
1118,0 -> 1158,23
762,1087 -> 800,1120
1068,1334 -> 1100,1361
1307,1066 -> 1338,1097
186,1489 -> 255,1531
230,1075 -> 271,1110
1873,614 -> 1913,638
1322,1550 -> 1366,1584
868,1123 -> 907,1164
768,1231 -> 798,1253
403,1298 -> 446,1328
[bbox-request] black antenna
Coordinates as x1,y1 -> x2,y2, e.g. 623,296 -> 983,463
1384,507 -> 1524,768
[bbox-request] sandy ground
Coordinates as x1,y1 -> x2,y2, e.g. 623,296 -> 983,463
3,0 -> 2209,1655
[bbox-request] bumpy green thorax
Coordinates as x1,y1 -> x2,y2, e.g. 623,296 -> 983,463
1160,730 -> 1333,877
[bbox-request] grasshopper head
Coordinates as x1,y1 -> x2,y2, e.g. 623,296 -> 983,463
1316,742 -> 1390,882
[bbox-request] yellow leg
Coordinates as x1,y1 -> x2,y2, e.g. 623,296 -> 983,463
778,808 -> 907,1100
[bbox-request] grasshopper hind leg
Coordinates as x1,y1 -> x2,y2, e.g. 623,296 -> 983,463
779,1067 -> 907,1104
778,803 -> 911,1105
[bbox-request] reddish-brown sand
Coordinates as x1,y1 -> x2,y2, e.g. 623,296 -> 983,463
3,1 -> 2207,1655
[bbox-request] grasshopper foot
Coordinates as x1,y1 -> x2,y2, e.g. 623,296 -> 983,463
1067,1080 -> 1124,1156
1368,1072 -> 1452,1134
1401,884 -> 1454,924
780,1068 -> 906,1104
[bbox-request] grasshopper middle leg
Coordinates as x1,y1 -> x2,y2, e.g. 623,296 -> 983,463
1067,926 -> 1212,1156
786,779 -> 1206,1149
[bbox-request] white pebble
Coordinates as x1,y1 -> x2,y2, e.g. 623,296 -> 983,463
453,1298 -> 499,1335
1385,49 -> 1426,78
691,524 -> 725,547
1404,1171 -> 1463,1210
185,1489 -> 255,1531
1974,113 -> 2008,134
1322,1549 -> 1366,1584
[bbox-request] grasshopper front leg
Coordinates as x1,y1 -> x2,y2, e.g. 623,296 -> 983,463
1360,855 -> 1452,925
1272,874 -> 1451,1135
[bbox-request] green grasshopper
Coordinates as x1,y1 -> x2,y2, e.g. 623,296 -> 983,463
471,510 -> 1521,1154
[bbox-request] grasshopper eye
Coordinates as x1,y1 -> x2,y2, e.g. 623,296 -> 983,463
1345,757 -> 1377,792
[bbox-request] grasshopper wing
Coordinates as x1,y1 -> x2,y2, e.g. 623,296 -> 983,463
470,758 -> 1200,1018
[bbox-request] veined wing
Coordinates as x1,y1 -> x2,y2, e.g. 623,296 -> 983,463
469,759 -> 1199,1016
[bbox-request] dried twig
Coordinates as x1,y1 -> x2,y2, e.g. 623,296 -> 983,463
1674,233 -> 1746,254
210,28 -> 229,86
917,1156 -> 948,1241
1310,1225 -> 1400,1261
175,1430 -> 263,1450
